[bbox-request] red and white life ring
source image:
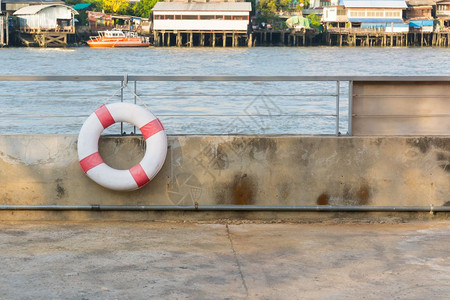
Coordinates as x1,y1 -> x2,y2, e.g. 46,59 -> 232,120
77,103 -> 167,191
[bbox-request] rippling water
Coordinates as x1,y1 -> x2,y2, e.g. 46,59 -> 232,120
0,46 -> 449,134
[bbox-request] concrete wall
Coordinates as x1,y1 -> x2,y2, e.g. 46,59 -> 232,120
1,134 -> 450,212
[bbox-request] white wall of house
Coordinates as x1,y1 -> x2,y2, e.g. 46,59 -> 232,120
323,7 -> 337,21
153,11 -> 249,31
385,25 -> 409,32
323,7 -> 403,22
422,25 -> 434,32
322,6 -> 347,22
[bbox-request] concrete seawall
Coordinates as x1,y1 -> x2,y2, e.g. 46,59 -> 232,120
1,135 -> 449,221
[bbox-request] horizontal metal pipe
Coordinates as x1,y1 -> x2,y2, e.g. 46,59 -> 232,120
0,75 -> 449,82
0,205 -> 448,212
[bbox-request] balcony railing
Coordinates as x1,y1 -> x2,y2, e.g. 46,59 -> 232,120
0,75 -> 449,136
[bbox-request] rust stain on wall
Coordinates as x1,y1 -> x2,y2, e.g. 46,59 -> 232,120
232,173 -> 256,205
317,193 -> 329,205
358,185 -> 370,205
215,173 -> 257,205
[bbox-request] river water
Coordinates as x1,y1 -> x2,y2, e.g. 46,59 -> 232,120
0,46 -> 449,135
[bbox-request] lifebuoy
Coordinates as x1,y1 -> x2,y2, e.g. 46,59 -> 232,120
77,103 -> 167,191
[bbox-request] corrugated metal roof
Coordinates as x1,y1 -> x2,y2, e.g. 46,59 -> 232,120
1,0 -> 63,3
340,0 -> 408,8
13,4 -> 78,15
153,2 -> 252,11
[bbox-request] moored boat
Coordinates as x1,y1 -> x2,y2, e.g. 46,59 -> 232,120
87,29 -> 150,48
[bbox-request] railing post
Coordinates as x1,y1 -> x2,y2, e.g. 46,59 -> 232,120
120,80 -> 124,135
348,80 -> 353,136
134,80 -> 137,135
336,80 -> 340,136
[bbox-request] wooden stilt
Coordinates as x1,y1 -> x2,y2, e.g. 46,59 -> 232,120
200,33 -> 204,47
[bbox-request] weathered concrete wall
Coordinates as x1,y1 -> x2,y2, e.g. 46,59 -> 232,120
1,135 -> 450,219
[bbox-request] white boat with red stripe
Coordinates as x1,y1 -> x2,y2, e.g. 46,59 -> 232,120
77,102 -> 167,191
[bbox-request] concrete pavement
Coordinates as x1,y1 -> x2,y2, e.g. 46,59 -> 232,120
0,221 -> 449,299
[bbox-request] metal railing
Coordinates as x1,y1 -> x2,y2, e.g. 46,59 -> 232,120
0,75 -> 449,136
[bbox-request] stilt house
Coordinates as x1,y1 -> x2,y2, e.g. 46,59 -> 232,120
436,0 -> 450,29
13,4 -> 78,46
323,0 -> 408,32
405,0 -> 435,32
1,0 -> 63,46
152,1 -> 252,47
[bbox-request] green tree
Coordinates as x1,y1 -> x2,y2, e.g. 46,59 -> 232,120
257,0 -> 281,26
306,13 -> 321,29
133,0 -> 161,18
102,0 -> 130,14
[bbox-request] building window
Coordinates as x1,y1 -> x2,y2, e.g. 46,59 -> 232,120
199,15 -> 215,20
385,11 -> 401,18
182,15 -> 198,20
224,16 -> 232,20
350,11 -> 365,17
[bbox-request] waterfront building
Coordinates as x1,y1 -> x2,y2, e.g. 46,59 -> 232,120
152,1 -> 252,47
436,0 -> 450,29
13,4 -> 78,46
323,0 -> 408,32
0,0 -> 63,46
405,0 -> 435,32
405,0 -> 434,20
87,11 -> 113,32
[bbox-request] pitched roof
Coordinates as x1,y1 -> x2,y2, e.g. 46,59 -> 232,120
72,3 -> 92,10
13,4 -> 78,15
340,0 -> 408,8
406,0 -> 436,6
1,0 -> 63,3
152,2 -> 252,11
